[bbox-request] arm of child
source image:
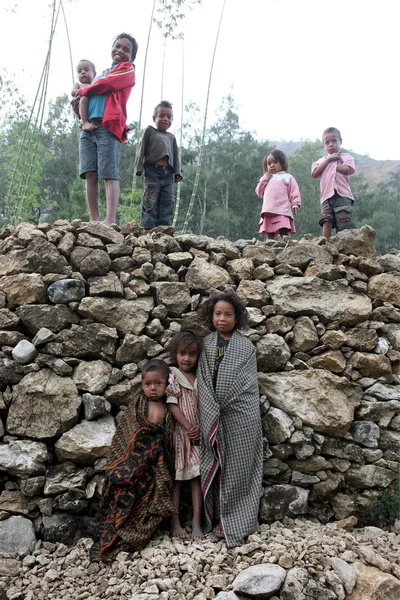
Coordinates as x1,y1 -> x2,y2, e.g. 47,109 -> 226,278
71,82 -> 81,97
312,154 -> 340,178
135,128 -> 149,175
336,153 -> 355,176
255,173 -> 271,197
79,62 -> 135,97
288,176 -> 301,214
173,136 -> 182,182
169,404 -> 199,441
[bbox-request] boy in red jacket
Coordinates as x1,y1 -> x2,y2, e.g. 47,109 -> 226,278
72,33 -> 138,226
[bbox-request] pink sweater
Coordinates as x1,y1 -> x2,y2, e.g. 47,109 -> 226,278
255,171 -> 301,218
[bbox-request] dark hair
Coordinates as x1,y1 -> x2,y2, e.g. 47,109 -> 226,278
153,100 -> 173,119
169,330 -> 203,364
263,150 -> 288,173
113,33 -> 138,62
322,127 -> 342,143
77,59 -> 96,72
202,291 -> 248,331
142,359 -> 170,380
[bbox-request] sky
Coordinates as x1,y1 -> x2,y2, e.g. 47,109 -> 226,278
1,0 -> 399,160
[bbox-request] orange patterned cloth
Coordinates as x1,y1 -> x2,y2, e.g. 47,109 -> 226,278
90,394 -> 176,563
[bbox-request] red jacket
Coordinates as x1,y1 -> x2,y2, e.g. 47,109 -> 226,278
79,62 -> 135,142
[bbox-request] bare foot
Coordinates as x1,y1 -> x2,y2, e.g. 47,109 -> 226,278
171,516 -> 189,539
213,522 -> 224,538
82,121 -> 97,131
171,524 -> 189,539
100,220 -> 114,227
191,521 -> 204,540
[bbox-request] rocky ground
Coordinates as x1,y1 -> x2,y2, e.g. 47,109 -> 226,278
1,518 -> 400,600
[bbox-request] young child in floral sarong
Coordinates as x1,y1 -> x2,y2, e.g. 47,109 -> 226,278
198,291 -> 263,547
90,359 -> 177,563
167,330 -> 204,540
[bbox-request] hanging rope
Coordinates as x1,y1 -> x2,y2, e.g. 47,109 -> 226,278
3,0 -> 60,228
182,0 -> 226,234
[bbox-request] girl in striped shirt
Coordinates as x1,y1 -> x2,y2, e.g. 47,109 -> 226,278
167,330 -> 204,540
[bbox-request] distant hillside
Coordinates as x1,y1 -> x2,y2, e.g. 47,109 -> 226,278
275,140 -> 400,187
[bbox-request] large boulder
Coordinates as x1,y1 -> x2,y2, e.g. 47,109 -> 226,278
259,370 -> 361,436
0,516 -> 37,554
261,485 -> 309,521
0,440 -> 49,476
329,225 -> 376,257
265,276 -> 372,325
43,323 -> 118,362
16,304 -> 79,336
151,282 -> 191,317
185,257 -> 232,291
368,273 -> 400,307
256,334 -> 291,372
7,369 -> 80,439
72,360 -> 112,394
0,273 -> 47,309
78,297 -> 150,335
55,414 -> 116,463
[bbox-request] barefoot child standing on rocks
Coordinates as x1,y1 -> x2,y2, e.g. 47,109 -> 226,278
198,291 -> 263,547
90,359 -> 177,563
167,330 -> 204,540
312,127 -> 356,239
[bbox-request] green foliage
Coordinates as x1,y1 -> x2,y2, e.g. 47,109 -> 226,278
364,482 -> 400,530
154,0 -> 202,40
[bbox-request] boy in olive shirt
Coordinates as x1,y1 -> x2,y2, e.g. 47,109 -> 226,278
136,100 -> 182,228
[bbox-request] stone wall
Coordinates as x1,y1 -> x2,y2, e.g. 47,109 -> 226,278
0,221 -> 399,546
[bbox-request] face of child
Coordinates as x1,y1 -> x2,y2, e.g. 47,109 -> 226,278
153,107 -> 173,131
111,37 -> 133,65
77,61 -> 95,84
266,154 -> 283,174
142,370 -> 168,402
177,343 -> 198,373
213,301 -> 237,337
323,132 -> 342,154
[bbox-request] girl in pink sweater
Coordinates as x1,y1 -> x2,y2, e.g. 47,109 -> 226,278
255,150 -> 301,239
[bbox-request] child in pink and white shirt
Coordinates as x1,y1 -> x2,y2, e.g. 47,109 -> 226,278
312,127 -> 356,239
255,150 -> 301,239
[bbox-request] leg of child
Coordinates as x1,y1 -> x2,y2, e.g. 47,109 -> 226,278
80,97 -> 97,132
279,228 -> 290,238
171,480 -> 189,539
85,171 -> 100,221
190,477 -> 204,540
267,233 -> 276,240
103,179 -> 120,226
322,221 -> 333,239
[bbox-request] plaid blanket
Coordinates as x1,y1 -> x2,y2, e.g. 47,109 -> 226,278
90,394 -> 176,562
198,330 -> 263,547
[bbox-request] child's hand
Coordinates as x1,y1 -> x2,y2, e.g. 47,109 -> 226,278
292,206 -> 299,215
188,426 -> 200,441
175,174 -> 183,183
328,152 -> 341,162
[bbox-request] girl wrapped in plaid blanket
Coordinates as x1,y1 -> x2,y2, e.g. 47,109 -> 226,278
198,291 -> 263,547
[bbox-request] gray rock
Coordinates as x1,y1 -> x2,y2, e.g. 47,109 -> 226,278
0,273 -> 47,309
73,360 -> 112,394
11,340 -> 38,364
0,440 -> 49,476
82,393 -> 111,420
7,369 -> 80,439
47,278 -> 86,304
185,257 -> 232,291
265,276 -> 372,326
330,557 -> 357,594
55,414 -> 116,462
232,564 -> 286,599
44,323 -> 118,362
0,357 -> 24,385
259,370 -> 361,436
260,485 -> 308,521
79,297 -> 150,335
44,462 -> 87,495
0,516 -> 36,553
281,567 -> 309,600
151,282 -> 191,317
256,334 -> 291,372
263,407 -> 293,444
351,421 -> 380,448
16,303 -> 79,336
70,247 -> 111,278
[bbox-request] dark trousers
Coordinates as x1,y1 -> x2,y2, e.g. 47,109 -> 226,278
140,164 -> 175,228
